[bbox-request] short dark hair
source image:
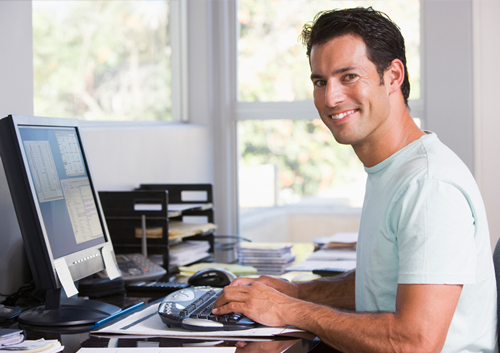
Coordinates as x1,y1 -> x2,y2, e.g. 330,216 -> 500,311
300,7 -> 410,106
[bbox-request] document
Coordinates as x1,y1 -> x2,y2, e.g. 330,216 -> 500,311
0,328 -> 24,346
313,232 -> 358,246
305,248 -> 356,261
92,301 -> 310,340
286,260 -> 356,273
168,221 -> 217,239
78,348 -> 235,353
178,263 -> 257,277
0,339 -> 63,353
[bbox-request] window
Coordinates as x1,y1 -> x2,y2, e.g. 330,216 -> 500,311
236,0 -> 421,241
32,0 -> 184,122
237,0 -> 420,103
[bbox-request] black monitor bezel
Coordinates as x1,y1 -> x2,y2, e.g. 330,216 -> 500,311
0,114 -> 115,291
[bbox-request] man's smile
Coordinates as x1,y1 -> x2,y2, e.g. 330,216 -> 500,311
329,109 -> 357,121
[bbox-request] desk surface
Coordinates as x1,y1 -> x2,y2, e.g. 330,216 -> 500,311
2,244 -> 334,352
5,290 -> 324,353
23,330 -> 321,353
18,315 -> 321,353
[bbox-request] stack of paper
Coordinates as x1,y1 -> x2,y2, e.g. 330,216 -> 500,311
169,240 -> 211,268
0,339 -> 63,353
178,262 -> 258,277
313,232 -> 358,249
286,233 -> 358,273
168,221 -> 217,239
237,243 -> 295,275
0,328 -> 24,347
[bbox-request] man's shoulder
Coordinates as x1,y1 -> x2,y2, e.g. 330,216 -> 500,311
417,133 -> 474,183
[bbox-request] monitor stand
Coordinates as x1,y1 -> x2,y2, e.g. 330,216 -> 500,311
18,288 -> 121,327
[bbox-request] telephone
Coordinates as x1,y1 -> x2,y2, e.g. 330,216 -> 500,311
99,253 -> 167,282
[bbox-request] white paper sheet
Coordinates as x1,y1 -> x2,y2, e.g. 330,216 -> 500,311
286,260 -> 356,273
77,348 -> 235,353
313,232 -> 358,245
92,302 -> 307,340
306,249 -> 356,261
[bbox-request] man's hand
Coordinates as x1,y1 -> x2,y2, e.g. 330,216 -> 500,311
212,280 -> 300,327
229,275 -> 300,298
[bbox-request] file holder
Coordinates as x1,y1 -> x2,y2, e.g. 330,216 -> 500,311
99,190 -> 171,271
99,184 -> 217,273
137,184 -> 216,252
138,184 -> 246,264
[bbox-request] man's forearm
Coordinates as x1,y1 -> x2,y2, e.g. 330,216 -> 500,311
285,282 -> 461,353
285,300 -> 440,353
296,270 -> 356,309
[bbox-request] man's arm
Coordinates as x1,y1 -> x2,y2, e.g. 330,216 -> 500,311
296,270 -> 356,309
213,281 -> 462,353
227,270 -> 356,310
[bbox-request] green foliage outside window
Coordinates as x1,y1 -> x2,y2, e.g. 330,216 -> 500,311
238,0 -> 420,103
33,1 -> 172,121
238,119 -> 364,206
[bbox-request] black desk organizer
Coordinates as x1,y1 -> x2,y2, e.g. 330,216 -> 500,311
98,184 -> 215,274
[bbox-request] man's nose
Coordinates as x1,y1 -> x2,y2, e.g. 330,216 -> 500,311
325,81 -> 346,108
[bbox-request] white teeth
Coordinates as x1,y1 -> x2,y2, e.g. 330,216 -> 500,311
330,110 -> 355,120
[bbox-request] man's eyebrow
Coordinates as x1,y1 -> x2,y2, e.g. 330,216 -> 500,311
310,66 -> 358,80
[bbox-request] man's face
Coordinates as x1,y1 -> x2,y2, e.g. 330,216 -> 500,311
310,34 -> 392,148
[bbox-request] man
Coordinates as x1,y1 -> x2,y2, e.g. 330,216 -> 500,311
213,7 -> 498,352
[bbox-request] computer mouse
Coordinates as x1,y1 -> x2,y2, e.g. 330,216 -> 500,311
187,268 -> 236,287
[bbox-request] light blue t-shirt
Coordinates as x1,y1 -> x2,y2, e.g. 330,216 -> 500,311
355,132 -> 497,352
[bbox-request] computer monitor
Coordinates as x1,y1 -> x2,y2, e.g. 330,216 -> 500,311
0,115 -> 121,326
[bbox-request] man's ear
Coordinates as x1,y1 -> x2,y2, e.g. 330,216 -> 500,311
385,58 -> 405,94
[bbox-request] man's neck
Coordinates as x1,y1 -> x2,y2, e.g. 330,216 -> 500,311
353,109 -> 425,168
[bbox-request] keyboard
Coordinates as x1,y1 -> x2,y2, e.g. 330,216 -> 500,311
126,281 -> 189,294
157,286 -> 258,331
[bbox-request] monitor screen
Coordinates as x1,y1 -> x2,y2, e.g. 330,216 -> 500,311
18,125 -> 105,259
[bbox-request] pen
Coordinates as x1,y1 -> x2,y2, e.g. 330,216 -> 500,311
89,301 -> 144,330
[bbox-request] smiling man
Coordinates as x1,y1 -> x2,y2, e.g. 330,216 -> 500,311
213,7 -> 497,352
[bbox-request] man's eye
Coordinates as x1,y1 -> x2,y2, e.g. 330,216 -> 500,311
344,74 -> 358,81
313,80 -> 326,88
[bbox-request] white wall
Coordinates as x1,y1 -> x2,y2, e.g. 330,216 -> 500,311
424,0 -> 474,170
473,0 -> 500,250
80,124 -> 213,192
0,1 -> 35,294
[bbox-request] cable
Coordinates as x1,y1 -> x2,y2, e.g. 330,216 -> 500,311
0,281 -> 44,307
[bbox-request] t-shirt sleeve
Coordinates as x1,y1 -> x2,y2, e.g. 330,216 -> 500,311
392,179 -> 477,284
